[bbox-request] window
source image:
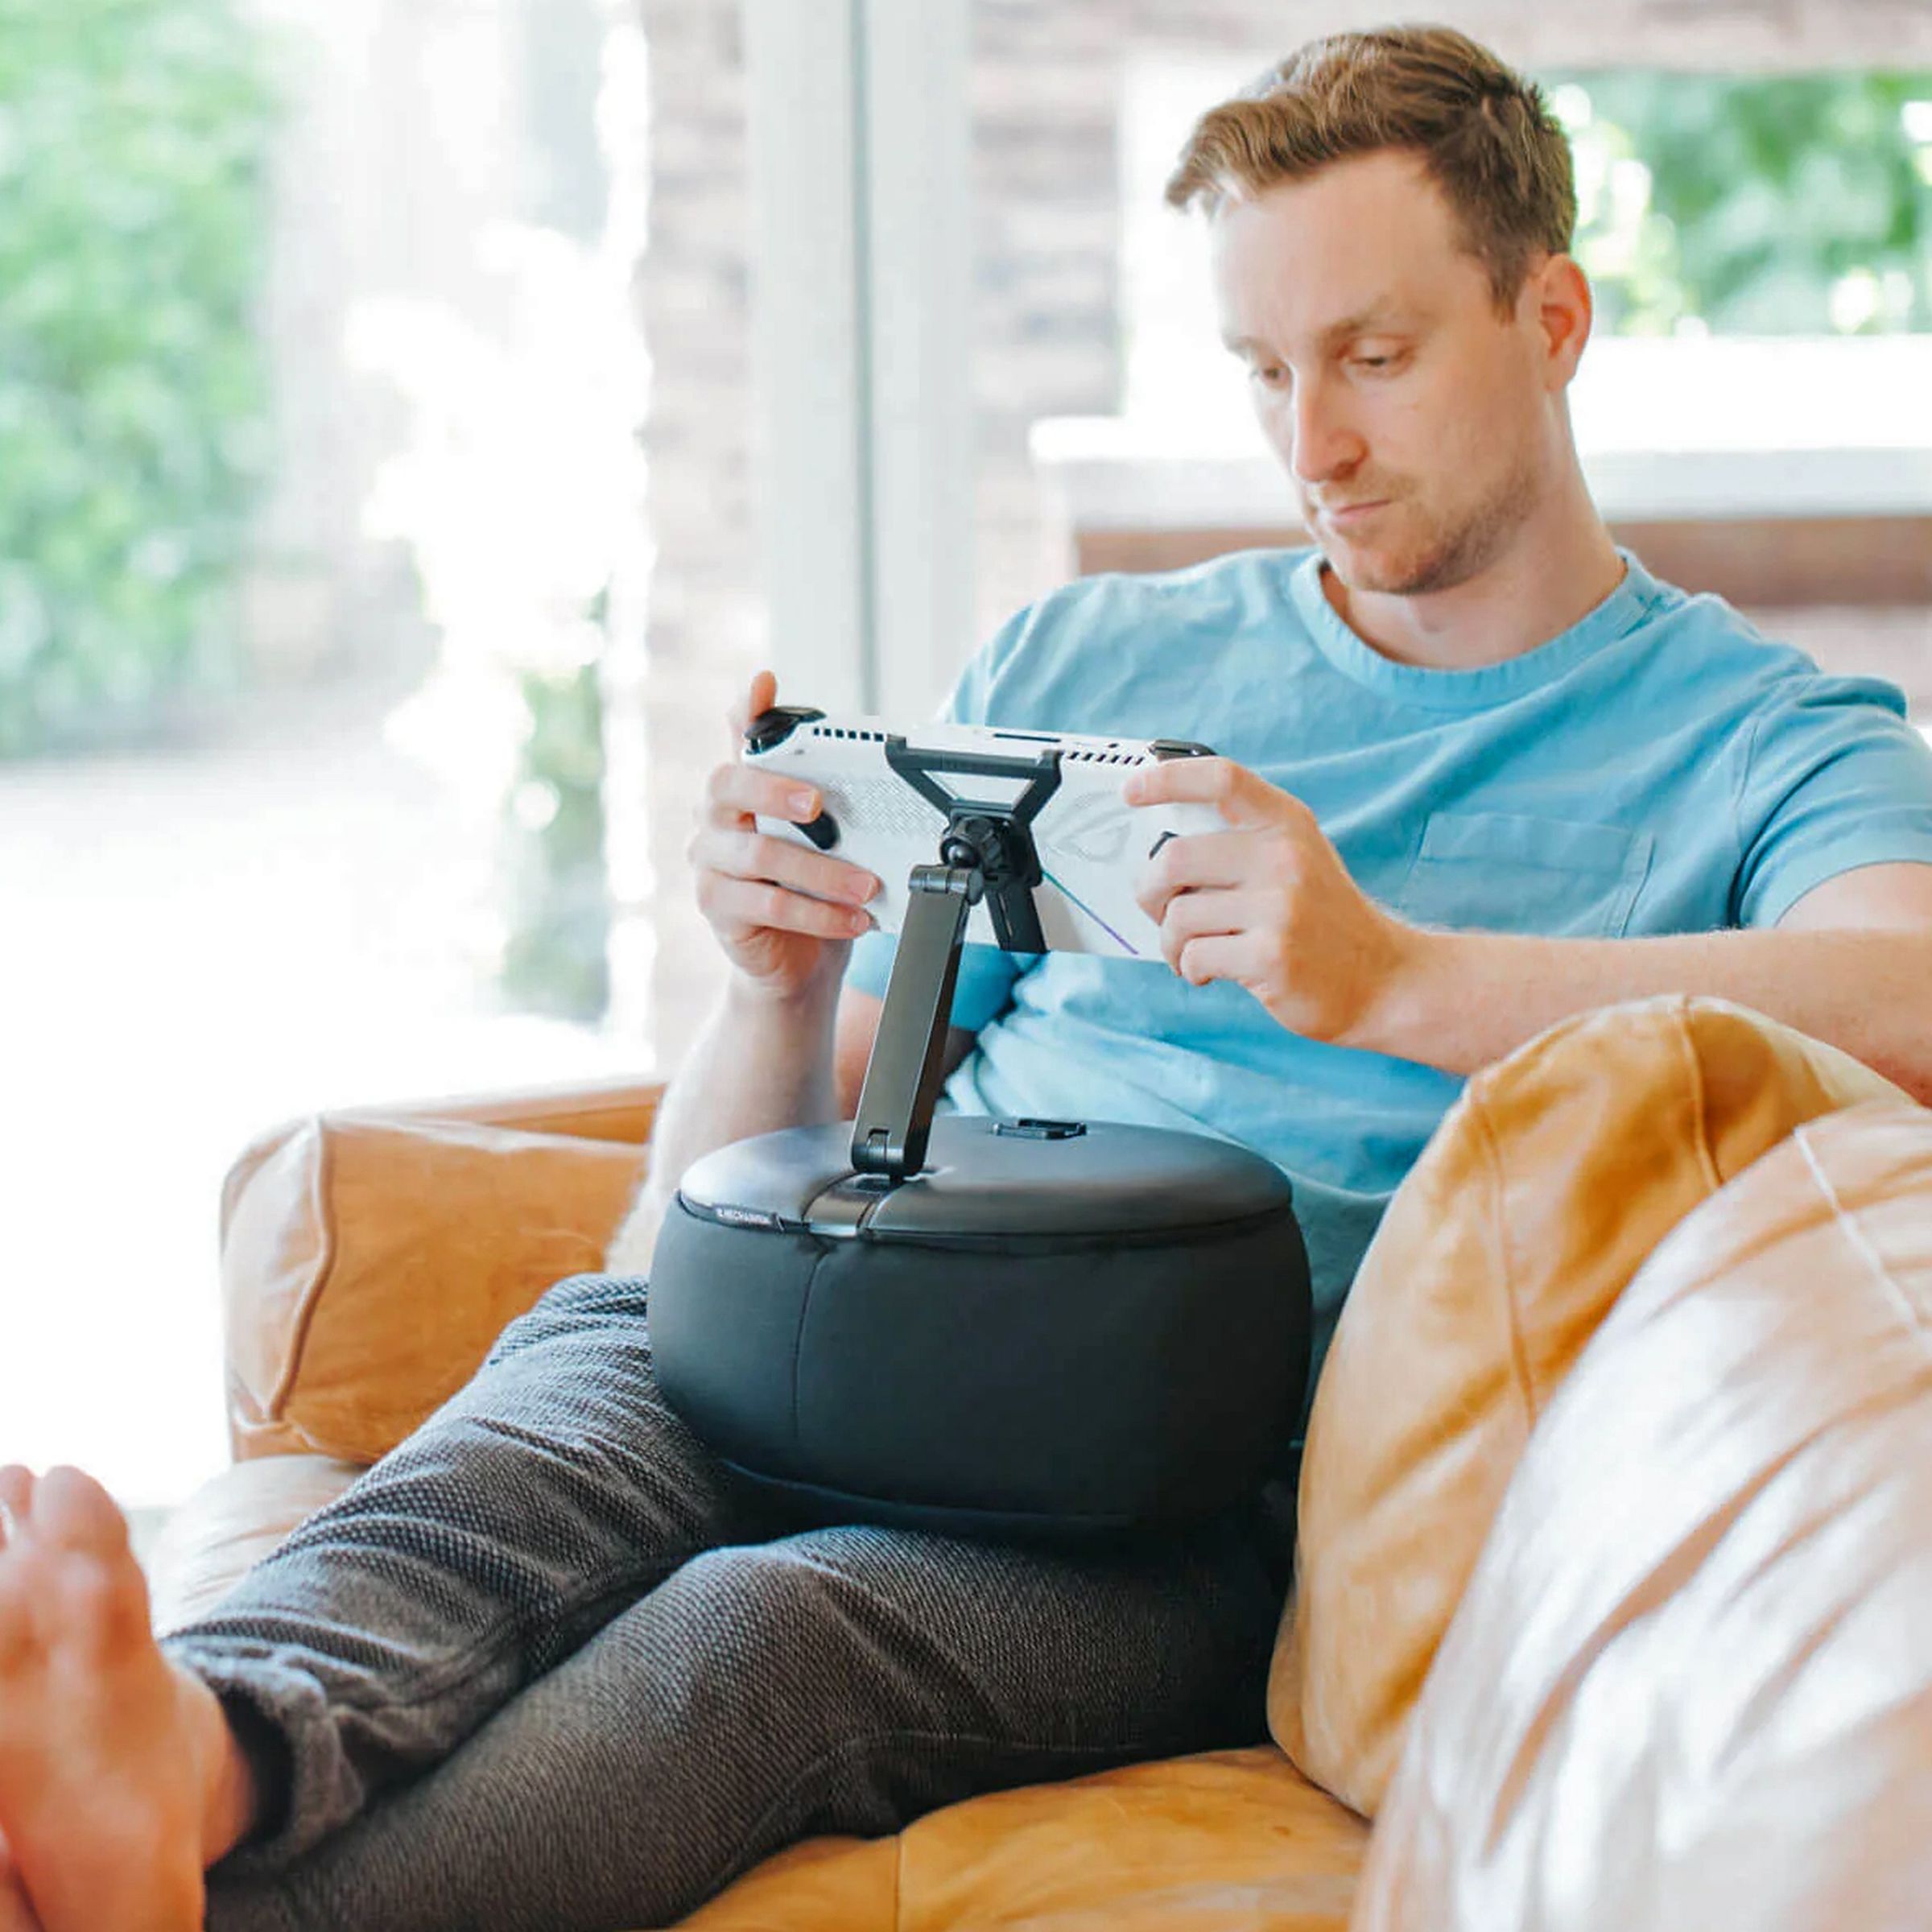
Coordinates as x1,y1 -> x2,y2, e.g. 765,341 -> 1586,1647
2,0 -> 650,1510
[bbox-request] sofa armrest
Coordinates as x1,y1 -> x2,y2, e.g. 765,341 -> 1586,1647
220,1080 -> 662,1466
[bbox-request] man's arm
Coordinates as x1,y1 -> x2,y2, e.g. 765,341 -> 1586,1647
832,989 -> 980,1117
1128,756 -> 1932,1104
634,983 -> 955,1207
609,983 -> 977,1270
610,967 -> 848,1274
603,663 -> 886,1273
1364,863 -> 1932,1100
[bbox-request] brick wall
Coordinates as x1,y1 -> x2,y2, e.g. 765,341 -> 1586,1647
630,0 -> 1932,1068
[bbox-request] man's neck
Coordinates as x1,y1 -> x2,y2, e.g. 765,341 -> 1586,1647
1320,497 -> 1627,673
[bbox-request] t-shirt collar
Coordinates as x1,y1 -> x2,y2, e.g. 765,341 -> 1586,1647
1286,546 -> 1662,712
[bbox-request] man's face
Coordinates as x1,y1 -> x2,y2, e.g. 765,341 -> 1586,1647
1209,148 -> 1558,597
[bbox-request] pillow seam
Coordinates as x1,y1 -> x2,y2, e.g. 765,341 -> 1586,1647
1791,1114 -> 1930,1342
264,1114 -> 343,1430
1472,1090 -> 1538,1430
1673,1001 -> 1726,1197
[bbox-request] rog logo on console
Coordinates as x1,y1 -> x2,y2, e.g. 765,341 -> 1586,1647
1039,791 -> 1133,865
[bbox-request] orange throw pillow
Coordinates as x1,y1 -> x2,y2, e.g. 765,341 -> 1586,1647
221,1112 -> 648,1464
1355,1101 -> 1932,1931
1271,995 -> 1901,1817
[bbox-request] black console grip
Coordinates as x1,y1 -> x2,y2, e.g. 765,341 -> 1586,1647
745,705 -> 827,754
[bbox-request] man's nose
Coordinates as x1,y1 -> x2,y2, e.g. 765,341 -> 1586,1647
1287,376 -> 1364,486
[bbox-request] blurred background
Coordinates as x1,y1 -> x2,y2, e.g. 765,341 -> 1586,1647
2,0 -> 1929,1514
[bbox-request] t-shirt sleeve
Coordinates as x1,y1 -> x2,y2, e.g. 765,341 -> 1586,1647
1732,673 -> 1932,927
840,605 -> 1046,1030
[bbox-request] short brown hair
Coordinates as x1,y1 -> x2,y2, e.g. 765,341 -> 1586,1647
1165,24 -> 1576,311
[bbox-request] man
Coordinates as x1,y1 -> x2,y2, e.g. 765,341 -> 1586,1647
3,23 -> 1931,1932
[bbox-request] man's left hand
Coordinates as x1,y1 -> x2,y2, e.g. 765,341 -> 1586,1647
1125,756 -> 1422,1046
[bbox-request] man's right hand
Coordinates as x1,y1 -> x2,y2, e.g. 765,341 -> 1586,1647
687,670 -> 883,1003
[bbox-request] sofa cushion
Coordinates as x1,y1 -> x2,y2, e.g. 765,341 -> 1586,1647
1272,996 -> 1902,1816
1353,1100 -> 1932,1932
680,1747 -> 1367,1931
221,1111 -> 649,1464
148,1452 -> 364,1633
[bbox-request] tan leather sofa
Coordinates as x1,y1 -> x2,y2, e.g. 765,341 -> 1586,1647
151,997 -> 1932,1930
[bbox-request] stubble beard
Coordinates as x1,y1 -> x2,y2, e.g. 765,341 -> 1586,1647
1319,444 -> 1543,598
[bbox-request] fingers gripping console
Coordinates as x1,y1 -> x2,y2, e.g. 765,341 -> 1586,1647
740,707 -> 1228,961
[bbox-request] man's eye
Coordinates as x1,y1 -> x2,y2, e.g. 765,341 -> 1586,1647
1352,353 -> 1402,373
1250,364 -> 1290,389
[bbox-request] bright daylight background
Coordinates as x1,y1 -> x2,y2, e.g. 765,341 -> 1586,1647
0,0 -> 650,1513
2,0 -> 1930,1520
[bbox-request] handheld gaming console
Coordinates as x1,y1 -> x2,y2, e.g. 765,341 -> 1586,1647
744,705 -> 1226,960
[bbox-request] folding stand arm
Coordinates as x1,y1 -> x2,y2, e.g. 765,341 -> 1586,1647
849,864 -> 982,1180
848,734 -> 1062,1185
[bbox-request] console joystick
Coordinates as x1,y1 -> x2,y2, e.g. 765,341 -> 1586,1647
798,809 -> 840,852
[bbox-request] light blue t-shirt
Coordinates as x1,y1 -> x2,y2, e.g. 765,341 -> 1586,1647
845,547 -> 1932,1386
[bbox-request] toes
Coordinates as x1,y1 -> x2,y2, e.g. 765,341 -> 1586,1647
28,1468 -> 128,1558
0,1836 -> 26,1931
27,1472 -> 149,1645
0,1880 -> 40,1932
0,1470 -> 30,1550
0,1837 -> 35,1932
0,1512 -> 35,1672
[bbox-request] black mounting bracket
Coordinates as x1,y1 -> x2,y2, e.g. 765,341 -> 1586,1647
882,737 -> 1061,952
848,738 -> 1062,1183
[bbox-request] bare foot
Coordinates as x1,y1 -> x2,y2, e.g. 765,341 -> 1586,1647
0,1831 -> 45,1932
0,1465 -> 259,1931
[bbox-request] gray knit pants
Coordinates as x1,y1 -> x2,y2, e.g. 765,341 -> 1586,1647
163,1274 -> 1284,1932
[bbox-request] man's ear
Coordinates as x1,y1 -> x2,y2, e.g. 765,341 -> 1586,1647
1531,253 -> 1593,390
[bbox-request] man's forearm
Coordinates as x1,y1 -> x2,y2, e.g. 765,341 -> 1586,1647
1358,925 -> 1932,1101
608,964 -> 845,1270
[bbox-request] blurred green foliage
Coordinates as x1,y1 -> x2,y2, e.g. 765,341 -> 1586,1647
1550,69 -> 1932,336
0,0 -> 276,755
500,661 -> 612,1025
